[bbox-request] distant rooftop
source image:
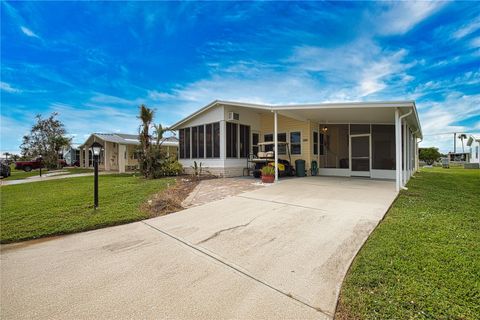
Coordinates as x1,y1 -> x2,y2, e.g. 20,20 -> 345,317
79,133 -> 178,147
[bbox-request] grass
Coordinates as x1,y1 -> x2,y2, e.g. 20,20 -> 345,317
0,174 -> 174,243
336,167 -> 480,319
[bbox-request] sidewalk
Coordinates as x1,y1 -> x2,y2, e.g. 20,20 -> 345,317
1,171 -> 113,186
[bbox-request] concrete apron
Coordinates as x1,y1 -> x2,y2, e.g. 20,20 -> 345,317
1,176 -> 397,320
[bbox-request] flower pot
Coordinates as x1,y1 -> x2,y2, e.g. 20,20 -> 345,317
261,174 -> 275,183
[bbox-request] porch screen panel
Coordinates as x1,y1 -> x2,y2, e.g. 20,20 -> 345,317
226,122 -> 238,158
319,124 -> 349,168
192,126 -> 198,158
198,125 -> 204,158
372,125 -> 395,170
213,122 -> 220,158
179,129 -> 185,159
264,134 -> 273,152
239,125 -> 250,158
205,124 -> 212,158
185,127 -> 190,159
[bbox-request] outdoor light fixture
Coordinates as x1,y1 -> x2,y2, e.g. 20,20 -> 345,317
38,154 -> 43,177
322,126 -> 328,133
90,142 -> 103,209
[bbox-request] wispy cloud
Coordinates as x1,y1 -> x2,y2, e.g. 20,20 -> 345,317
374,2 -> 446,35
20,25 -> 40,38
0,82 -> 21,93
452,17 -> 480,39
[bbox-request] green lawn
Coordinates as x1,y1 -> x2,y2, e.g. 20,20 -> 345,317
336,167 -> 480,319
0,174 -> 173,243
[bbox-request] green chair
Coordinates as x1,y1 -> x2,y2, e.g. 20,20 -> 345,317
311,160 -> 318,176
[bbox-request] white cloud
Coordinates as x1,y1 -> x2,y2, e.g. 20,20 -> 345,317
0,82 -> 21,93
374,2 -> 446,35
452,17 -> 480,39
20,26 -> 40,38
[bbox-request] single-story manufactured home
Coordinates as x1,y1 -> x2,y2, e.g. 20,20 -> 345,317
78,133 -> 179,173
466,135 -> 479,167
170,100 -> 422,192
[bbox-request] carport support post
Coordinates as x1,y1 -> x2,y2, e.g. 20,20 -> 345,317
395,108 -> 401,192
274,110 -> 279,182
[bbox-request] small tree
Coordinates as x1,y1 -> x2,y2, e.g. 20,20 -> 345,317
20,113 -> 71,169
419,147 -> 441,165
137,105 -> 181,178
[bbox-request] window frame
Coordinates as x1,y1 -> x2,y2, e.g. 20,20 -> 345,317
290,131 -> 302,155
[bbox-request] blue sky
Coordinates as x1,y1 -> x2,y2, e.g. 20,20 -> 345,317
1,1 -> 479,153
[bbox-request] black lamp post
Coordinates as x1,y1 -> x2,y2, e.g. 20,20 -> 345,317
38,155 -> 43,177
91,142 -> 103,209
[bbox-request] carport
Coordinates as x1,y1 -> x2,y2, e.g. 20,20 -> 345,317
270,101 -> 422,192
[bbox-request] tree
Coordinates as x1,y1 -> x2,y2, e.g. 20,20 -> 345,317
419,147 -> 441,165
20,113 -> 71,169
137,105 -> 181,178
138,105 -> 154,178
458,133 -> 467,153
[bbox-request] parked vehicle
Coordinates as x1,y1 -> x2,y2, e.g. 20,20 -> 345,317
15,158 -> 66,172
248,141 -> 295,178
0,161 -> 11,178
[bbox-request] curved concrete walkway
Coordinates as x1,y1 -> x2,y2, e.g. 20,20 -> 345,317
1,176 -> 397,319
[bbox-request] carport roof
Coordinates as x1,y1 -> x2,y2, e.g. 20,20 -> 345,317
169,100 -> 422,138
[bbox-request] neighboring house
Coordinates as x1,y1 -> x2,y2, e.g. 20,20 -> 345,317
78,133 -> 179,173
447,152 -> 470,162
170,100 -> 422,192
466,135 -> 480,166
62,145 -> 80,166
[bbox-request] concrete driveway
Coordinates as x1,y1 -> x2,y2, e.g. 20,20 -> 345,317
1,177 -> 397,319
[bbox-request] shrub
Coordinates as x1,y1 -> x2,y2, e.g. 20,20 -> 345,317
261,165 -> 275,176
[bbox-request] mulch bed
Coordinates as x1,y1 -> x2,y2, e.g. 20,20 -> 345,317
143,175 -> 216,217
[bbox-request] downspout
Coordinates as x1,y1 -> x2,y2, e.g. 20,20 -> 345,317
399,109 -> 413,190
413,129 -> 422,173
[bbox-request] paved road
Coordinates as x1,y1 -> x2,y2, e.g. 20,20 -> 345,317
1,176 -> 397,319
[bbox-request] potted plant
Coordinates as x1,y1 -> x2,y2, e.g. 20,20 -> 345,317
261,165 -> 275,183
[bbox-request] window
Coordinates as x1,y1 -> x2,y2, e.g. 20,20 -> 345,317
372,125 -> 395,170
313,131 -> 318,155
476,146 -> 478,159
264,134 -> 273,152
192,126 -> 198,158
198,125 -> 204,158
226,122 -> 238,158
278,133 -> 287,154
252,133 -> 259,156
290,132 -> 301,154
213,122 -> 220,158
191,125 -> 204,159
239,125 -> 250,158
205,123 -> 220,158
263,133 -> 286,153
185,128 -> 190,159
179,129 -> 185,159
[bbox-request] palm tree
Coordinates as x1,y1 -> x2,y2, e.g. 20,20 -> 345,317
3,152 -> 10,162
458,133 -> 467,153
137,105 -> 154,178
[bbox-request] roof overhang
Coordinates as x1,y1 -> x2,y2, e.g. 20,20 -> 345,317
169,100 -> 422,139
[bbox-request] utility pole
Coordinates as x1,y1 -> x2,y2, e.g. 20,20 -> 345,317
453,132 -> 456,154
